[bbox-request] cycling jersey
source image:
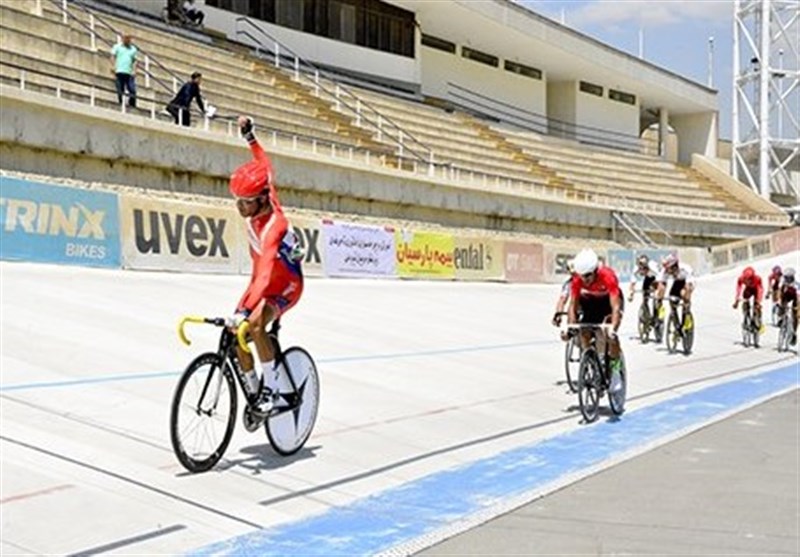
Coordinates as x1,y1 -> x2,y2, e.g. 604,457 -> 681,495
560,275 -> 574,298
571,266 -> 621,324
736,274 -> 764,303
768,270 -> 783,292
630,261 -> 659,295
659,263 -> 694,298
237,138 -> 303,316
780,279 -> 798,305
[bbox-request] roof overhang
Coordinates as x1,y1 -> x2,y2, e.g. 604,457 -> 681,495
387,0 -> 718,115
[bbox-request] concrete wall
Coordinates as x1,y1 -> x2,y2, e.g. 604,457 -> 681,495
203,5 -> 420,89
420,45 -> 546,116
575,84 -> 639,141
546,81 -> 575,131
672,111 -> 718,164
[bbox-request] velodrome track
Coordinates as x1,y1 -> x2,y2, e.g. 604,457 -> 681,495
1,254 -> 798,555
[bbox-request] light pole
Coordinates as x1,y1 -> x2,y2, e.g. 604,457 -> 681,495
707,36 -> 714,88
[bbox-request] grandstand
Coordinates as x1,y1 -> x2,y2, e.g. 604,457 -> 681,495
0,0 -> 790,249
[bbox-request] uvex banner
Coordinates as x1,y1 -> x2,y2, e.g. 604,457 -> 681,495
323,221 -> 395,277
504,242 -> 544,283
0,176 -> 120,268
395,230 -> 455,278
120,194 -> 239,273
453,237 -> 503,280
290,216 -> 323,276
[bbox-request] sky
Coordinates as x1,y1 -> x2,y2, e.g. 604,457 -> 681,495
520,0 -> 737,139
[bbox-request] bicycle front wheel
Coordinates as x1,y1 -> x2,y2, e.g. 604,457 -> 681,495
170,353 -> 237,473
564,335 -> 580,393
638,303 -> 650,343
266,347 -> 320,456
577,351 -> 601,423
665,314 -> 678,353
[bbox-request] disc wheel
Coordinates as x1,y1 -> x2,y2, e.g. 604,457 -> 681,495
170,353 -> 237,473
266,347 -> 320,456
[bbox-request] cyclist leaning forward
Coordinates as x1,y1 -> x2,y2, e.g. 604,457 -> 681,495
778,267 -> 799,345
655,253 -> 695,325
567,249 -> 624,393
228,115 -> 304,414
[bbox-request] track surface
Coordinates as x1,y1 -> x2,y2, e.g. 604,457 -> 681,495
1,255 -> 798,555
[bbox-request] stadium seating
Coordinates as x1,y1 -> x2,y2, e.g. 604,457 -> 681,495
0,0 -> 784,225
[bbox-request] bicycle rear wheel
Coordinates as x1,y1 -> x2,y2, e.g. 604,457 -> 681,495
266,347 -> 320,456
564,335 -> 580,393
577,351 -> 601,423
682,312 -> 695,355
170,353 -> 237,473
608,354 -> 626,416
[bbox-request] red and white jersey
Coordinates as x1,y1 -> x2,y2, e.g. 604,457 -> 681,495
571,266 -> 621,301
236,140 -> 302,313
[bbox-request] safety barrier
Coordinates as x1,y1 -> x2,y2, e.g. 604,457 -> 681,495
2,176 -> 796,282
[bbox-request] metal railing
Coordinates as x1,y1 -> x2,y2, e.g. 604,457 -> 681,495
5,7 -> 787,226
447,81 -> 658,154
234,17 -> 434,167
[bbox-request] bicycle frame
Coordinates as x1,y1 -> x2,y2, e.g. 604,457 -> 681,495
178,317 -> 304,417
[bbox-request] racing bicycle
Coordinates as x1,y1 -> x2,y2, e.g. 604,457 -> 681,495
170,316 -> 319,473
633,289 -> 662,344
777,305 -> 797,352
555,312 -> 580,393
565,323 -> 627,423
739,299 -> 761,348
665,296 -> 694,355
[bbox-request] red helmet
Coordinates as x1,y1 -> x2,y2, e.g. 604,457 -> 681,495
772,265 -> 782,274
742,266 -> 756,282
229,158 -> 273,199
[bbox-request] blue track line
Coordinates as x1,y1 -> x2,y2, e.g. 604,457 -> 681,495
0,340 -> 548,393
189,362 -> 798,557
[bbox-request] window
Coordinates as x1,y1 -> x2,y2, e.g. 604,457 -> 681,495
504,60 -> 541,80
276,0 -> 304,30
421,34 -> 456,54
609,89 -> 636,105
462,46 -> 498,68
579,80 -> 603,97
328,0 -> 356,42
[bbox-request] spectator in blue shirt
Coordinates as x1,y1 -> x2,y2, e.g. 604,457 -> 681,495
110,34 -> 137,108
167,72 -> 206,127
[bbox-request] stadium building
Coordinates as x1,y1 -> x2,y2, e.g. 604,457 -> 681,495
0,0 -> 792,263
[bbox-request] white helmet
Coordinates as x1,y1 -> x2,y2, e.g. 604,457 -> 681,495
573,249 -> 599,275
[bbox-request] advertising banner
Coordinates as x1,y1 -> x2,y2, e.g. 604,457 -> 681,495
120,194 -> 239,273
453,237 -> 503,281
503,241 -> 544,283
289,215 -> 324,277
0,176 -> 120,268
395,229 -> 455,279
772,227 -> 800,256
323,221 -> 395,277
607,249 -> 634,283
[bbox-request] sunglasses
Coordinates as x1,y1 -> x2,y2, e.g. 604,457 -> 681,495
581,271 -> 595,280
235,196 -> 260,205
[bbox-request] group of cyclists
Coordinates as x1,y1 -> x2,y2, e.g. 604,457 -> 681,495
552,250 -> 696,393
734,264 -> 798,345
227,113 -> 796,424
